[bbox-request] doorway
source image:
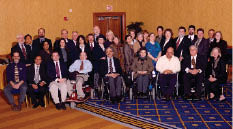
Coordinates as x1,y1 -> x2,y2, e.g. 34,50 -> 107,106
93,12 -> 126,41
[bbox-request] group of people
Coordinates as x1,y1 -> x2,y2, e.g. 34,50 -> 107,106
3,25 -> 229,111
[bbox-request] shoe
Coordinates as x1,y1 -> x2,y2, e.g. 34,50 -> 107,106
40,99 -> 45,107
16,104 -> 22,111
219,95 -> 226,102
184,94 -> 192,100
60,102 -> 66,110
55,103 -> 61,110
11,104 -> 17,111
32,103 -> 40,109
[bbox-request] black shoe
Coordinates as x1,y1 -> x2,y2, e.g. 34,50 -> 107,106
40,100 -> 45,107
55,103 -> 61,110
32,103 -> 40,109
61,102 -> 66,110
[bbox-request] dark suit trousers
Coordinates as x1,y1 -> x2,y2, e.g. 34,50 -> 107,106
183,72 -> 204,95
159,74 -> 177,96
106,76 -> 122,97
205,80 -> 220,98
136,74 -> 150,93
28,84 -> 47,104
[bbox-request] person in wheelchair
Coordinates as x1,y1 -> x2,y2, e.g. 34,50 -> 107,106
132,47 -> 154,97
99,47 -> 123,104
68,52 -> 92,101
182,45 -> 206,100
156,47 -> 181,100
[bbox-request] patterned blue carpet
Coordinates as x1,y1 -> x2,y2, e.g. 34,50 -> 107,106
80,83 -> 232,129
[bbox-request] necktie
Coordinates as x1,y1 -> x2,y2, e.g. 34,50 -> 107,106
80,61 -> 84,71
14,64 -> 20,83
191,57 -> 196,69
55,62 -> 60,78
34,66 -> 40,84
109,58 -> 113,73
176,38 -> 180,49
21,45 -> 27,59
90,43 -> 93,50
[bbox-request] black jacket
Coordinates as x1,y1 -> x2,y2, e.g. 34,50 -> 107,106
99,57 -> 123,77
27,64 -> 48,85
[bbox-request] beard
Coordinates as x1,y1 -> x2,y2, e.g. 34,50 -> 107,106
189,32 -> 194,35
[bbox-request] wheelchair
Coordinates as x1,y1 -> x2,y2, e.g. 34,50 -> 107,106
155,72 -> 179,100
129,71 -> 156,101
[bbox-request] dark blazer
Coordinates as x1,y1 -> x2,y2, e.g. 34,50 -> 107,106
27,64 -> 48,85
205,57 -> 227,84
66,40 -> 79,64
47,60 -> 68,83
32,38 -> 52,59
209,39 -> 228,62
77,44 -> 91,60
181,54 -> 206,73
92,44 -> 106,73
6,62 -> 27,83
11,43 -> 32,64
160,38 -> 175,56
39,49 -> 52,66
56,47 -> 69,65
94,34 -> 105,43
192,38 -> 209,58
99,57 -> 123,77
174,36 -> 191,58
53,38 -> 73,52
185,35 -> 198,44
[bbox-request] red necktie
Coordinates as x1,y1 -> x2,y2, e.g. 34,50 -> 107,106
55,62 -> 60,78
176,38 -> 180,49
21,45 -> 27,59
80,61 -> 84,70
90,43 -> 93,50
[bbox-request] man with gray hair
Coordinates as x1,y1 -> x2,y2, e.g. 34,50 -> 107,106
181,45 -> 206,100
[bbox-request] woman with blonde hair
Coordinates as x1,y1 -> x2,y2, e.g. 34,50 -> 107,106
205,47 -> 227,101
105,30 -> 115,48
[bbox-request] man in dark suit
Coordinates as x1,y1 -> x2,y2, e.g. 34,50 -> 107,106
182,45 -> 206,99
31,28 -> 52,60
99,47 -> 123,104
193,28 -> 209,63
66,31 -> 80,65
11,34 -> 32,66
185,25 -> 198,44
174,26 -> 191,60
53,29 -> 73,51
93,26 -> 105,43
47,52 -> 68,110
28,56 -> 48,108
207,29 -> 215,44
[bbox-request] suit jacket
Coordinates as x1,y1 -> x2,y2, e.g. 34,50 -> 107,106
53,38 -> 73,52
185,35 -> 198,44
193,38 -> 209,58
6,62 -> 27,83
27,64 -> 47,85
77,44 -> 91,60
132,57 -> 154,78
47,60 -> 68,82
205,57 -> 227,84
160,38 -> 176,56
99,57 -> 123,77
32,38 -> 52,59
181,54 -> 206,73
66,40 -> 80,64
133,41 -> 146,56
174,36 -> 191,58
11,43 -> 32,64
92,44 -> 106,73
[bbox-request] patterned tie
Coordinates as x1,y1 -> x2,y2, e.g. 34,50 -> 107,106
191,57 -> 196,69
109,58 -> 113,73
55,62 -> 60,78
176,38 -> 180,49
34,65 -> 40,84
80,61 -> 84,71
21,45 -> 27,59
90,43 -> 93,50
14,64 -> 20,83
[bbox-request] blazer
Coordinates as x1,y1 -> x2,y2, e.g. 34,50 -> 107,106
47,60 -> 68,83
27,64 -> 48,85
132,57 -> 154,78
32,38 -> 52,59
181,54 -> 206,73
192,38 -> 209,58
205,57 -> 227,84
160,38 -> 176,56
92,44 -> 106,73
173,36 -> 191,58
56,47 -> 70,65
124,43 -> 134,72
133,41 -> 146,56
185,35 -> 198,44
209,39 -> 228,62
6,62 -> 27,83
53,38 -> 73,52
11,43 -> 32,64
77,44 -> 91,60
99,57 -> 123,77
66,40 -> 80,64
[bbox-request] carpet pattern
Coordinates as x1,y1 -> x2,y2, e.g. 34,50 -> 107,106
77,83 -> 232,129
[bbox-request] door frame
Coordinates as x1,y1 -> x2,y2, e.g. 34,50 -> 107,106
93,12 -> 126,41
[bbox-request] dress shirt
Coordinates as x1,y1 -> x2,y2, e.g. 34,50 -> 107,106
69,59 -> 92,74
156,55 -> 180,73
188,35 -> 195,41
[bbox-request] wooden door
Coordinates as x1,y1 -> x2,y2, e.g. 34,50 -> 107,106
93,12 -> 126,41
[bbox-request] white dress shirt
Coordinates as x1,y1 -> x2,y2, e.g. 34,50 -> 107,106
69,59 -> 92,74
156,55 -> 181,73
188,35 -> 195,41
